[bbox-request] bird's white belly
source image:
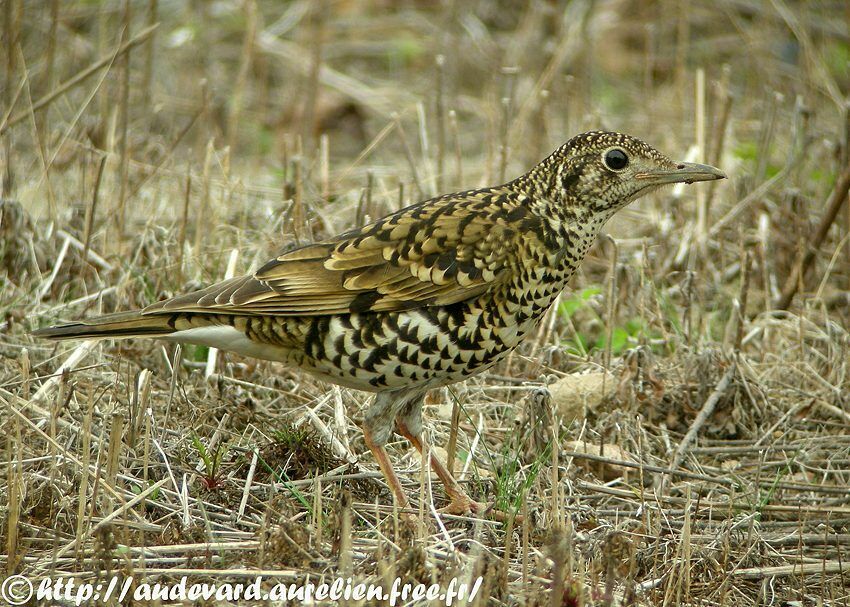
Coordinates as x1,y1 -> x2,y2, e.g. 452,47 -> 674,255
165,325 -> 291,362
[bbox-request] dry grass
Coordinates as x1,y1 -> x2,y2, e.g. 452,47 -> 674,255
2,1 -> 850,605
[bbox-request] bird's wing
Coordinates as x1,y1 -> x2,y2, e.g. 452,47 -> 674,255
144,189 -> 534,317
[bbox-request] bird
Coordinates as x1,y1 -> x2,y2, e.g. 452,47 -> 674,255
33,131 -> 725,516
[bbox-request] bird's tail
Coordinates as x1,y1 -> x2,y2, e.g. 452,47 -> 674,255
32,311 -> 178,341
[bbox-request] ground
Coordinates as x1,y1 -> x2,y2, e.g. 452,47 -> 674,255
2,1 -> 850,605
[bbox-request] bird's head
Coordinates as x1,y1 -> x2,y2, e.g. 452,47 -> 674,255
529,131 -> 726,218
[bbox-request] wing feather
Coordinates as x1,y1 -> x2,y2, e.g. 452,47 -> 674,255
143,188 -> 536,318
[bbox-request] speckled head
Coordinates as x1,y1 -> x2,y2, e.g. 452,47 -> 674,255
528,131 -> 726,215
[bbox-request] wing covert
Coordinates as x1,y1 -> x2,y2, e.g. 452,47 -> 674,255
144,189 -> 532,317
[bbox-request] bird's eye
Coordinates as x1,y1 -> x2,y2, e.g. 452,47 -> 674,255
603,148 -> 629,171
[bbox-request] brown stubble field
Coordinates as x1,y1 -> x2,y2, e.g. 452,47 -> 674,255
2,1 -> 850,605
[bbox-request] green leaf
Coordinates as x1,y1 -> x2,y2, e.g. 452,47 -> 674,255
558,286 -> 601,318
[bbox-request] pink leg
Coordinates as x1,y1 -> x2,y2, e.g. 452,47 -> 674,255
395,419 -> 485,515
363,426 -> 410,510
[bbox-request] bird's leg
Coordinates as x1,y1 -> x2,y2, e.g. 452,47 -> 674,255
362,426 -> 410,511
395,419 -> 485,515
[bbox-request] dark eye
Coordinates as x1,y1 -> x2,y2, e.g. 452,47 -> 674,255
604,148 -> 629,171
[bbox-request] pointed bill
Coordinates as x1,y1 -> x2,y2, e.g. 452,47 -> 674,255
635,162 -> 727,185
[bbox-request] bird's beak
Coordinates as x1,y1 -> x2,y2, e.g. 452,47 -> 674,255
635,162 -> 727,185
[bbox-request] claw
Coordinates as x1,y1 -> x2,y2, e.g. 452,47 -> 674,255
436,496 -> 522,524
437,496 -> 487,516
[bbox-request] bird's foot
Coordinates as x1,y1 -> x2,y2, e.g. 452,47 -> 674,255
437,494 -> 488,516
383,492 -> 523,526
438,495 -> 523,524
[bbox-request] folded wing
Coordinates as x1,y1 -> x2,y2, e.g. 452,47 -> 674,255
144,190 -> 530,317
